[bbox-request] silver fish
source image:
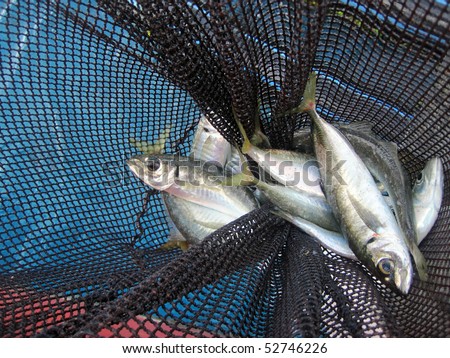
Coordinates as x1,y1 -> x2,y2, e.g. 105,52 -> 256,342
294,121 -> 426,273
292,116 -> 435,251
234,119 -> 322,196
413,157 -> 444,244
224,159 -> 339,231
292,72 -> 415,294
337,121 -> 427,278
225,146 -> 245,176
127,154 -> 259,219
273,160 -> 444,264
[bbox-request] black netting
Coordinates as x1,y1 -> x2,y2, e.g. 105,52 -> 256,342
0,0 -> 449,338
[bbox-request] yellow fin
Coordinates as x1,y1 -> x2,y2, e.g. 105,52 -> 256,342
129,126 -> 171,154
160,240 -> 190,251
278,71 -> 317,117
232,106 -> 253,154
251,98 -> 271,148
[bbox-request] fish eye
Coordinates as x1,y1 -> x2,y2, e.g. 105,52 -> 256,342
203,126 -> 210,133
377,258 -> 394,276
416,172 -> 423,182
146,158 -> 161,171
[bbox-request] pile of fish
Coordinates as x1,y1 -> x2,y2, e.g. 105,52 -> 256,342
127,72 -> 444,295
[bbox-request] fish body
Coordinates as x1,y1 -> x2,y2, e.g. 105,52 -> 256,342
337,123 -> 426,271
252,148 -> 322,196
225,146 -> 245,176
162,192 -> 236,245
127,154 -> 259,219
299,72 -> 414,294
257,180 -> 339,231
292,121 -> 432,262
274,210 -> 357,260
191,114 -> 232,167
274,159 -> 443,263
412,157 -> 444,244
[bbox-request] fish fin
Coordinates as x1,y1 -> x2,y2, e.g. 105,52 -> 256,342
232,106 -> 253,154
293,127 -> 311,138
221,150 -> 256,186
168,226 -> 185,242
160,240 -> 190,251
302,71 -> 318,112
347,188 -> 383,234
178,241 -> 190,251
193,217 -> 224,230
339,120 -> 374,135
409,242 -> 428,281
379,140 -> 399,159
129,138 -> 154,153
277,72 -> 317,117
129,126 -> 171,154
251,130 -> 271,149
251,98 -> 271,148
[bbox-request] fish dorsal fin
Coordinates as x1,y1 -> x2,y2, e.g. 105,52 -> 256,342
340,120 -> 374,135
379,140 -> 399,158
129,126 -> 171,154
341,122 -> 399,157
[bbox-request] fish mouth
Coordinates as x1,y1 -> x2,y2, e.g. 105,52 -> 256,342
394,267 -> 413,295
126,158 -> 144,179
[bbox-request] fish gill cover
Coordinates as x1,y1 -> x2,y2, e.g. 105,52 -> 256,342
0,0 -> 449,337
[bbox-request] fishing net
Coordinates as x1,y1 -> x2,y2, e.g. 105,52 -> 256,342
1,0 -> 449,338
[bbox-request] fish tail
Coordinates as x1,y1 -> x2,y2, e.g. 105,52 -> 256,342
277,72 -> 318,117
301,71 -> 318,112
160,240 -> 190,251
221,150 -> 257,187
251,98 -> 271,148
129,125 -> 171,154
232,106 -> 252,154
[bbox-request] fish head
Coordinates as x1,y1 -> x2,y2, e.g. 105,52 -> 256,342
365,234 -> 413,294
199,114 -> 218,133
413,157 -> 444,198
127,154 -> 177,191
